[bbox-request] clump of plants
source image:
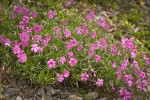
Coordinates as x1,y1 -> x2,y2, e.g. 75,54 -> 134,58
0,0 -> 149,99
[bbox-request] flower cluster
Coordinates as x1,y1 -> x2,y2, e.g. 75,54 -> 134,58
58,70 -> 70,82
12,43 -> 27,63
48,11 -> 57,19
0,36 -> 11,46
0,3 -> 149,100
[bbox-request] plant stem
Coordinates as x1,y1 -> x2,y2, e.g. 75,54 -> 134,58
0,69 -> 2,96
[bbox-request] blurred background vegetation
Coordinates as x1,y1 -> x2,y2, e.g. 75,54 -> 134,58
1,0 -> 149,54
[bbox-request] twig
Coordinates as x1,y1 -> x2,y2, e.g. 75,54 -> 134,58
0,67 -> 2,97
42,96 -> 45,100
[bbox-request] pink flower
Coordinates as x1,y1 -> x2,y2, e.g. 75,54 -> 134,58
0,3 -> 2,9
90,44 -> 97,50
2,66 -> 5,71
140,71 -> 146,79
112,87 -> 115,91
54,26 -> 61,33
112,62 -> 116,68
86,11 -> 95,20
83,29 -> 88,36
117,50 -> 122,56
77,45 -> 83,51
19,21 -> 25,30
23,16 -> 29,23
124,74 -> 133,82
68,52 -> 74,58
94,73 -> 96,77
88,50 -> 95,57
90,68 -> 94,73
31,43 -> 40,52
119,87 -> 124,96
58,74 -> 64,82
98,19 -> 106,27
133,60 -> 138,67
64,29 -> 71,38
69,0 -> 74,3
91,32 -> 97,39
131,49 -> 137,58
128,80 -> 133,87
117,73 -> 122,80
69,58 -> 77,66
94,55 -> 101,62
10,13 -> 16,19
48,11 -> 56,19
12,44 -> 21,55
81,72 -> 89,81
66,42 -> 73,50
76,27 -> 82,35
34,25 -> 42,33
0,36 -> 11,46
97,38 -> 108,50
70,39 -> 77,47
62,20 -> 67,26
4,38 -> 11,46
96,79 -> 104,87
124,74 -> 134,87
63,70 -> 70,78
59,56 -> 66,64
31,11 -> 38,18
121,59 -> 129,70
19,32 -> 30,41
47,59 -> 56,68
110,45 -> 118,56
38,47 -> 43,53
138,80 -> 148,91
22,7 -> 30,16
123,90 -> 131,100
32,35 -> 42,43
26,27 -> 32,33
42,35 -> 51,47
17,53 -> 27,63
45,35 -> 51,41
82,23 -> 87,29
142,51 -> 146,58
106,24 -> 110,30
134,66 -> 141,74
20,41 -> 28,47
145,58 -> 150,64
121,38 -> 134,52
14,5 -> 23,14
20,40 -> 29,47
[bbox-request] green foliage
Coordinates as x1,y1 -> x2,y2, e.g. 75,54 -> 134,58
0,0 -> 149,99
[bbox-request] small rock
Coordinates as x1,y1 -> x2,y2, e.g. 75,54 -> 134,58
16,96 -> 22,100
69,94 -> 76,98
73,96 -> 83,100
9,96 -> 16,100
100,11 -> 108,17
0,94 -> 4,99
60,92 -> 69,99
134,27 -> 140,32
4,87 -> 18,97
85,92 -> 99,99
38,87 -> 45,96
44,85 -> 55,96
99,97 -> 109,100
55,89 -> 61,94
68,94 -> 82,100
21,85 -> 30,92
117,98 -> 122,100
